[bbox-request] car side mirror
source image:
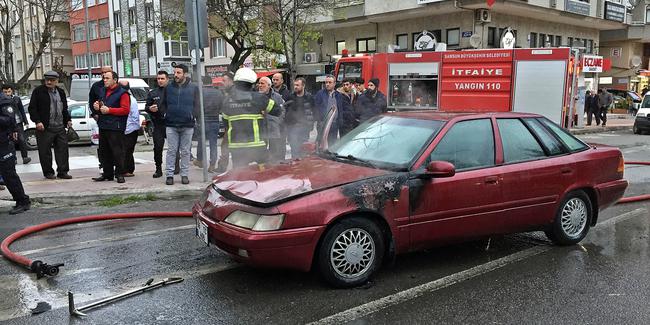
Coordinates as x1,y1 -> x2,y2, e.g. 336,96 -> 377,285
416,161 -> 456,179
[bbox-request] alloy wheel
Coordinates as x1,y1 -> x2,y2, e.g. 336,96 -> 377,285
560,197 -> 587,238
330,228 -> 375,279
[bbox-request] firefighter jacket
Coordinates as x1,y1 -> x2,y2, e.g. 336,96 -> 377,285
222,86 -> 279,149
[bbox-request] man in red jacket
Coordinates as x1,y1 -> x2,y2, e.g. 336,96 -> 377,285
91,71 -> 131,183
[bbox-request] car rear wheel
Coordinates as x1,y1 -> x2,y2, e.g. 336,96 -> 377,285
633,123 -> 641,134
545,191 -> 592,246
24,129 -> 38,151
317,217 -> 384,288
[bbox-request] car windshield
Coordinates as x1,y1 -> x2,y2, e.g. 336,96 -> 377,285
642,96 -> 650,108
130,88 -> 149,101
628,91 -> 641,102
326,116 -> 444,169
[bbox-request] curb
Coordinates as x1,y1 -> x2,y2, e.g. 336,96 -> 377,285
570,125 -> 632,135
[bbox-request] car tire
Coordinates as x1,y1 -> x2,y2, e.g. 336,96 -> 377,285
545,191 -> 592,246
317,217 -> 384,288
633,123 -> 641,135
24,129 -> 38,151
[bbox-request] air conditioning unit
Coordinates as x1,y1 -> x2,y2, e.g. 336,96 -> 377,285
303,52 -> 318,63
475,9 -> 491,23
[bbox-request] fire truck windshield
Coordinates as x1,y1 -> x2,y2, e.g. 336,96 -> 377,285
336,62 -> 362,82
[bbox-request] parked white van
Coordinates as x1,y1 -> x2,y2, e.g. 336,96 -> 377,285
69,78 -> 150,111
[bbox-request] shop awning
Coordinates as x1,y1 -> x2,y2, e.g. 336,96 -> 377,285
256,69 -> 285,78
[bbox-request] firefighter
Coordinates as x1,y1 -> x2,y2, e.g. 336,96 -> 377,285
0,93 -> 30,214
222,68 -> 281,167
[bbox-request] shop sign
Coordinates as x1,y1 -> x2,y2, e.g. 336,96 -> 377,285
611,48 -> 622,58
414,30 -> 437,51
205,65 -> 229,77
461,31 -> 473,38
582,55 -> 603,73
565,0 -> 590,16
71,74 -> 102,79
604,1 -> 625,22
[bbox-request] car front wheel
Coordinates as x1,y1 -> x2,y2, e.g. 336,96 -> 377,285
633,123 -> 641,134
24,129 -> 38,151
317,217 -> 384,288
545,191 -> 592,246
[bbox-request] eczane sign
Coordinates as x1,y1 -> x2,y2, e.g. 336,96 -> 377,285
582,55 -> 603,73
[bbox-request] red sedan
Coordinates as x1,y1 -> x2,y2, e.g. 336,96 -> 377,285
193,112 -> 627,287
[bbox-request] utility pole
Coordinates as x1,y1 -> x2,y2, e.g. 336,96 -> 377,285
84,0 -> 91,88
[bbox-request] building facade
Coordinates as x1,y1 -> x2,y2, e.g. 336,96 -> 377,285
69,0 -> 112,80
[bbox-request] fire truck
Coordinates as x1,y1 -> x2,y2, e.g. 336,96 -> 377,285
334,48 -> 579,127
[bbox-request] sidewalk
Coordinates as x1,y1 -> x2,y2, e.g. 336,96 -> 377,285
0,149 -> 211,207
569,113 -> 634,135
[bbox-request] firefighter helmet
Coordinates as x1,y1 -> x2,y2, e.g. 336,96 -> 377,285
234,68 -> 257,84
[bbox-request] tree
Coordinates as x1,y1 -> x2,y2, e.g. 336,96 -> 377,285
0,0 -> 71,87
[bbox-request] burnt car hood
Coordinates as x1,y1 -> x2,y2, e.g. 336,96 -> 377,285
213,156 -> 390,207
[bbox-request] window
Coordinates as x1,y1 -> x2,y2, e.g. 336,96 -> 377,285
336,40 -> 346,55
73,24 -> 85,42
74,55 -> 86,69
131,43 -> 138,59
116,45 -> 123,61
16,60 -> 23,75
87,0 -> 96,6
539,33 -> 546,47
87,53 -> 99,68
539,118 -> 588,152
88,20 -> 98,40
555,35 -> 562,47
587,39 -> 594,54
33,30 -> 40,41
164,35 -> 189,57
145,5 -> 154,21
210,37 -> 225,58
69,105 -> 86,118
497,119 -> 546,163
147,41 -> 155,58
30,5 -> 37,16
44,54 -> 50,66
430,119 -> 495,170
336,62 -> 362,82
27,55 -> 33,66
396,34 -> 408,51
128,8 -> 136,25
356,38 -> 376,53
114,12 -> 121,28
98,0 -> 107,3
14,35 -> 21,48
100,52 -> 112,66
567,37 -> 573,48
529,32 -> 537,48
71,0 -> 83,10
523,118 -> 564,156
99,19 -> 110,38
27,32 -> 31,42
446,28 -> 460,46
487,27 -> 496,47
646,5 -> 650,23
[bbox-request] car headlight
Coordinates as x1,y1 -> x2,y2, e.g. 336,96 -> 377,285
224,210 -> 284,231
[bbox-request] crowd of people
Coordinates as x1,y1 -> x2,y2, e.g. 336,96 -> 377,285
584,88 -> 613,127
0,65 -> 388,214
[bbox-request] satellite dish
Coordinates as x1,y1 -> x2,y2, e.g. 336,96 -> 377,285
631,55 -> 642,68
469,34 -> 482,48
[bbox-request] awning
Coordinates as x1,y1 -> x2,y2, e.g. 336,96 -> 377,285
255,69 -> 285,79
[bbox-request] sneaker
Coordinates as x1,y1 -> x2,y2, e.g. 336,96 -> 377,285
181,176 -> 189,184
193,160 -> 203,167
44,174 -> 56,180
9,202 -> 30,215
22,157 -> 31,164
166,177 -> 174,185
57,173 -> 72,179
116,176 -> 125,183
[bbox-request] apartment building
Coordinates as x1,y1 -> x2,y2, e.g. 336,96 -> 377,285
69,0 -> 112,80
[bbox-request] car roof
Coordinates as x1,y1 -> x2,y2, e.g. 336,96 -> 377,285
388,110 -> 543,121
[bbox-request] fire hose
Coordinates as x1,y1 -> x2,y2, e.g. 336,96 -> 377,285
1,161 -> 650,277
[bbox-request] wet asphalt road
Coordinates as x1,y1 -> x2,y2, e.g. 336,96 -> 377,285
0,130 -> 648,324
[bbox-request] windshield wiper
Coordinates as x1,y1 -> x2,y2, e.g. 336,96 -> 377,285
320,150 -> 377,168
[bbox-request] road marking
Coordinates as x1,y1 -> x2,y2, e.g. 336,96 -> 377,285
10,225 -> 194,257
310,208 -> 648,325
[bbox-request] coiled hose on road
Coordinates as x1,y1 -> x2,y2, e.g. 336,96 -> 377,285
2,162 -> 650,277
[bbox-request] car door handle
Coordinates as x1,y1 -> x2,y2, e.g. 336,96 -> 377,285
79,121 -> 87,124
561,167 -> 573,175
484,176 -> 499,185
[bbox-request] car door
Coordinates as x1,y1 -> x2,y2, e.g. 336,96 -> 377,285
68,104 -> 91,140
496,117 -> 576,231
408,118 -> 505,250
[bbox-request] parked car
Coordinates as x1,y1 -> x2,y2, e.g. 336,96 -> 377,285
633,107 -> 650,134
69,78 -> 150,112
607,89 -> 641,114
192,111 -> 628,287
24,101 -> 95,150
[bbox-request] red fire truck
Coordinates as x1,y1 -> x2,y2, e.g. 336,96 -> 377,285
334,48 -> 578,126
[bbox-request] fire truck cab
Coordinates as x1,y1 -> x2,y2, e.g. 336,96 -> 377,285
334,48 -> 576,126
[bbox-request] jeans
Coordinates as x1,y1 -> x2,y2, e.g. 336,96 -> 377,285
196,120 -> 220,165
287,124 -> 311,159
166,127 -> 194,177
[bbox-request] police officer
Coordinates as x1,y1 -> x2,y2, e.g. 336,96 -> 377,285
0,93 -> 31,214
145,70 -> 170,178
222,68 -> 282,167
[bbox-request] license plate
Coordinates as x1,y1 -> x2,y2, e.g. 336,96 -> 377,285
196,219 -> 209,245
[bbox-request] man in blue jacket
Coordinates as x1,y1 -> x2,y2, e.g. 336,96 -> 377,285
313,75 -> 353,145
161,64 -> 198,185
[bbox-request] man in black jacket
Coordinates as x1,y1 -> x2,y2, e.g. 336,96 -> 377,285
28,71 -> 73,180
2,84 -> 30,164
272,73 -> 291,101
145,70 -> 169,178
285,78 -> 315,158
194,76 -> 224,172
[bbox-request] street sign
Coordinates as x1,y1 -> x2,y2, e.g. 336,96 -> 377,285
185,0 -> 208,49
582,55 -> 603,73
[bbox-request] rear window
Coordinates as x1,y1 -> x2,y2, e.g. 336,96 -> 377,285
538,118 -> 588,152
523,118 -> 565,156
497,119 -> 546,163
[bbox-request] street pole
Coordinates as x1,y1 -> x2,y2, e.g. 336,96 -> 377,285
568,48 -> 579,128
192,0 -> 207,182
84,0 -> 92,88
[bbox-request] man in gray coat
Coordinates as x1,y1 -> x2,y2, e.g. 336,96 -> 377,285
598,88 -> 613,127
258,77 -> 285,162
